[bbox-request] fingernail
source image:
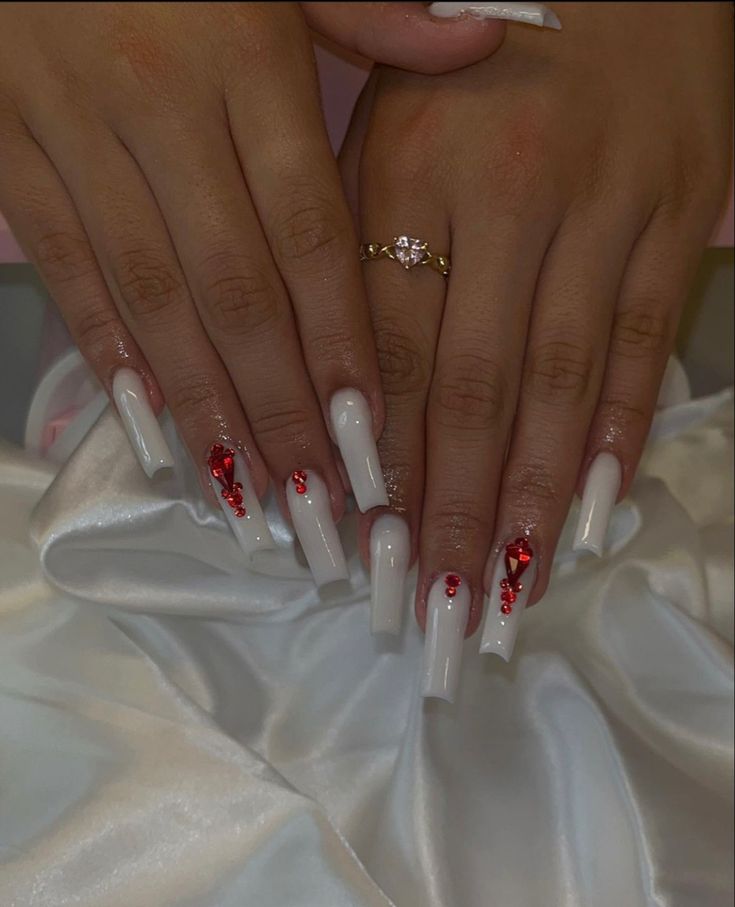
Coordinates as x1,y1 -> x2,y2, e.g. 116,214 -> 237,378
112,368 -> 174,478
207,442 -> 274,556
286,469 -> 349,587
480,536 -> 536,661
370,514 -> 410,635
329,389 -> 388,513
428,1 -> 562,29
573,452 -> 622,557
422,573 -> 470,703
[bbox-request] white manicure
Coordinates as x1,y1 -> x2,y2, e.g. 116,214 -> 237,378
208,443 -> 274,557
286,470 -> 349,587
329,389 -> 388,513
370,514 -> 410,635
112,368 -> 174,478
573,452 -> 622,557
429,1 -> 562,29
422,574 -> 470,703
480,547 -> 537,661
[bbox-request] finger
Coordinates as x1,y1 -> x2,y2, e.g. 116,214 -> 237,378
302,1 -> 507,74
573,203 -> 714,556
419,196 -> 556,701
223,13 -> 388,512
478,207 -> 641,661
0,110 -> 174,478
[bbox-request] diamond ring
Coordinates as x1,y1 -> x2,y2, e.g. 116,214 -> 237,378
359,235 -> 451,279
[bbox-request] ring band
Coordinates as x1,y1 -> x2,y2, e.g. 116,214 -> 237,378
360,235 -> 451,279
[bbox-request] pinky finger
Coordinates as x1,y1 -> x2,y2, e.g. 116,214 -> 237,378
0,117 -> 171,477
573,210 -> 709,556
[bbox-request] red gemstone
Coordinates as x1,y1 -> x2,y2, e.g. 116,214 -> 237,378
504,538 -> 533,586
445,586 -> 457,598
292,470 -> 307,483
296,483 -> 307,495
501,603 -> 513,615
208,444 -> 246,518
446,574 -> 461,588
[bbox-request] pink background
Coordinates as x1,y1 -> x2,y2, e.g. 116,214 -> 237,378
0,48 -> 732,263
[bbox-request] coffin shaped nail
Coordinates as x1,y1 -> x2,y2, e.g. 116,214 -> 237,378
207,442 -> 274,557
286,469 -> 349,587
480,536 -> 537,661
329,389 -> 388,513
573,453 -> 622,557
370,514 -> 410,635
112,368 -> 174,478
422,573 -> 470,702
428,1 -> 562,29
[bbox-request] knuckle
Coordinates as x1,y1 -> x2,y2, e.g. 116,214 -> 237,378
34,230 -> 97,286
201,264 -> 280,339
611,303 -> 673,360
503,458 -> 561,508
248,400 -> 312,447
432,356 -> 507,433
526,340 -> 595,407
271,190 -> 344,267
374,324 -> 430,395
115,249 -> 182,327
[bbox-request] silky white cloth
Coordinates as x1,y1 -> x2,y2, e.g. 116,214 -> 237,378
0,390 -> 733,906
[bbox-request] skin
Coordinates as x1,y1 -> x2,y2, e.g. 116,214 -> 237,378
340,2 -> 733,635
0,1 -> 504,515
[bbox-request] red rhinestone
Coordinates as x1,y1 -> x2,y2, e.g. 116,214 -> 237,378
501,603 -> 513,615
500,590 -> 517,605
446,574 -> 461,588
445,586 -> 457,598
296,483 -> 307,495
500,578 -> 510,590
292,470 -> 307,483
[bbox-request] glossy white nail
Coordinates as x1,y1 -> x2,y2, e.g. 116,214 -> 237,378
480,540 -> 537,661
286,470 -> 349,587
112,368 -> 174,478
573,452 -> 622,557
422,574 -> 470,703
329,389 -> 388,513
370,514 -> 410,635
207,442 -> 274,557
429,1 -> 562,29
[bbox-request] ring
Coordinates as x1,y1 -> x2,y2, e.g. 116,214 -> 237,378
360,235 -> 451,279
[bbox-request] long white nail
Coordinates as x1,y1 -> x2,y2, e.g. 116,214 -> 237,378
286,469 -> 349,587
480,537 -> 537,661
112,368 -> 174,478
329,389 -> 388,513
429,1 -> 562,29
573,453 -> 622,557
370,514 -> 410,635
422,574 -> 470,703
207,442 -> 274,557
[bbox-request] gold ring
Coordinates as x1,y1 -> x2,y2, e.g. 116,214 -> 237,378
360,235 -> 451,279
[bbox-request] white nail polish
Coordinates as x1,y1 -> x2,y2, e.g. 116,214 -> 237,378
370,514 -> 410,635
112,368 -> 174,478
329,389 -> 388,513
573,453 -> 622,557
286,470 -> 349,587
422,574 -> 470,703
429,1 -> 562,29
207,442 -> 274,557
480,537 -> 537,661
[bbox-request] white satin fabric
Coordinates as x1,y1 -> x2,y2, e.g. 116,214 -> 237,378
0,390 -> 733,906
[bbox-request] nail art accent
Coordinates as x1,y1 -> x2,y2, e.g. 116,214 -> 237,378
370,514 -> 410,635
207,442 -> 274,556
329,389 -> 388,513
112,368 -> 174,478
286,469 -> 349,587
428,1 -> 562,29
573,452 -> 622,557
422,573 -> 470,702
480,539 -> 537,661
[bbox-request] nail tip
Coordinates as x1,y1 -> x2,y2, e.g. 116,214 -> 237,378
572,539 -> 603,558
479,642 -> 512,662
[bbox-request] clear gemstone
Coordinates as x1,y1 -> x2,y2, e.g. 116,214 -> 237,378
394,236 -> 427,269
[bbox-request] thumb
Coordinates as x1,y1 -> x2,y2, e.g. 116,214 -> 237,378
301,2 -> 509,75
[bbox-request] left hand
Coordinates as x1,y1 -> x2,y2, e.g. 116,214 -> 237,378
340,2 -> 732,687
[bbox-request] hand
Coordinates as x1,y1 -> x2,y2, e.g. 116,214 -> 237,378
0,2 -> 505,576
341,1 -> 732,695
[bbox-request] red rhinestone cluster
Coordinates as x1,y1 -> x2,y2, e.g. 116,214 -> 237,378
444,574 -> 461,599
292,470 -> 308,495
208,443 -> 246,518
499,537 -> 533,614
